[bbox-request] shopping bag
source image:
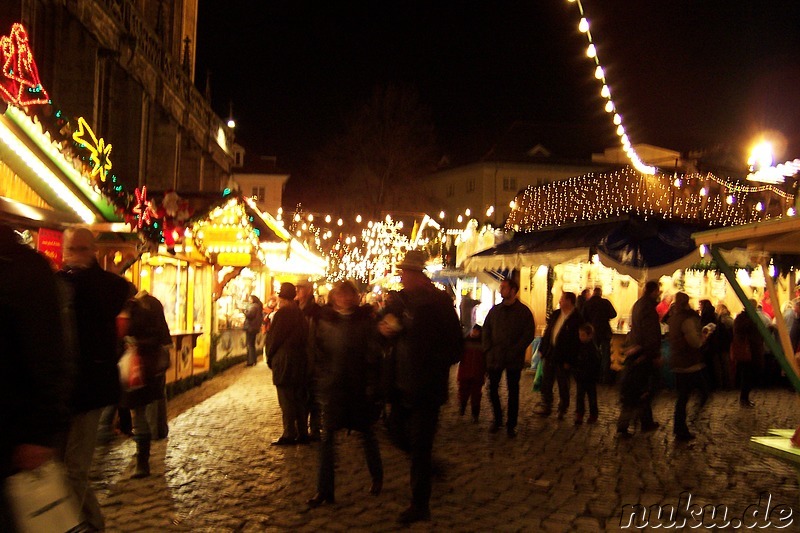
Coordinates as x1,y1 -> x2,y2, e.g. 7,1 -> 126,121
4,459 -> 82,533
118,340 -> 144,391
532,359 -> 544,392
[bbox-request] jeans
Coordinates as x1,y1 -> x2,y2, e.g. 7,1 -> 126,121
541,358 -> 571,413
673,370 -> 709,436
487,368 -> 521,428
317,426 -> 382,498
245,330 -> 260,365
62,407 -> 105,531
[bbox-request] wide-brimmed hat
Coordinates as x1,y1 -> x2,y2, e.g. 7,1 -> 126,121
278,282 -> 297,300
396,250 -> 426,272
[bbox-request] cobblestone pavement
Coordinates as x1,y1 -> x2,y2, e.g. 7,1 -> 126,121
92,363 -> 800,532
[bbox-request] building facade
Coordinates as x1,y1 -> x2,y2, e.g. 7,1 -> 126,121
8,0 -> 233,194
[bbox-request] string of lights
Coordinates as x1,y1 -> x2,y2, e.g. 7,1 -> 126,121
506,169 -> 796,232
567,0 -> 656,175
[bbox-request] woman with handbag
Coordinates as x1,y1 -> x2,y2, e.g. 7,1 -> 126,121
306,280 -> 383,508
120,291 -> 172,478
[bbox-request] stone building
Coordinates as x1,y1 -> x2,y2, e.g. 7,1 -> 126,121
5,0 -> 233,193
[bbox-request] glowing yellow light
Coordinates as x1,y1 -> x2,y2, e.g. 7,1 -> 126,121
586,44 -> 596,58
439,211 -> 445,219
756,202 -> 764,211
325,214 -> 331,223
601,85 -> 610,98
788,207 -> 796,216
594,66 -> 604,79
356,215 -> 362,223
72,117 -> 113,182
613,114 -> 621,125
605,101 -> 614,113
457,215 -> 463,223
465,208 -> 471,216
337,218 -> 343,226
748,141 -> 773,171
579,18 -> 589,33
307,214 -> 314,222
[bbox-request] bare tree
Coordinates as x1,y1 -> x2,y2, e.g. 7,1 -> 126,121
311,85 -> 440,218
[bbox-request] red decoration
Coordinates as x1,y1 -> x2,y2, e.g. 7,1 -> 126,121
0,23 -> 49,106
132,186 -> 154,229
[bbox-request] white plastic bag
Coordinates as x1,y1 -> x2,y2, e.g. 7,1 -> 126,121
118,338 -> 144,391
4,459 -> 82,533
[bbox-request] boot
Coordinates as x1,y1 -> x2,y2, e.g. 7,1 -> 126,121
131,439 -> 151,479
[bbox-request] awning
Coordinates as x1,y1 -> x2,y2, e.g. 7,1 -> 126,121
464,216 -> 702,279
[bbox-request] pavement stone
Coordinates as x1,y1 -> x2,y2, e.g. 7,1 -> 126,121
90,363 -> 800,531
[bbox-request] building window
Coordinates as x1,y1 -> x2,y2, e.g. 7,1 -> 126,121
251,186 -> 265,201
467,177 -> 475,193
502,177 -> 517,191
446,183 -> 454,197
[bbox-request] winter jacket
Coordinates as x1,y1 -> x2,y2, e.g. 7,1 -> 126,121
482,299 -> 535,371
243,301 -> 264,333
0,226 -> 72,475
540,309 -> 582,367
120,292 -> 172,409
265,301 -> 308,386
57,260 -> 134,412
628,294 -> 662,361
582,296 -> 617,342
667,306 -> 704,371
311,304 -> 381,431
388,285 -> 463,408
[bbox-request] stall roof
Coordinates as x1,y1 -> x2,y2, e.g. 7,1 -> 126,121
465,216 -> 703,279
692,217 -> 800,254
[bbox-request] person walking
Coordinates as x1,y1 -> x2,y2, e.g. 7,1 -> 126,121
378,250 -> 463,525
0,223 -> 73,532
120,291 -> 173,477
306,281 -> 383,508
296,279 -> 322,441
482,278 -> 535,437
56,227 -> 134,531
535,292 -> 582,419
667,292 -> 709,441
581,287 -> 617,384
616,280 -> 662,438
243,295 -> 264,367
265,282 -> 309,445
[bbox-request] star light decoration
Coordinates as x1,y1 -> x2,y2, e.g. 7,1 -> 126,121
506,168 -> 796,232
72,116 -> 112,182
0,23 -> 50,106
132,186 -> 155,229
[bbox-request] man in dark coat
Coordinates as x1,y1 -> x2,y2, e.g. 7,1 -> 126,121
581,287 -> 617,383
0,224 -> 73,531
616,280 -> 662,437
296,279 -> 322,440
482,278 -> 535,437
379,250 -> 463,525
56,227 -> 133,531
265,282 -> 309,445
535,292 -> 582,419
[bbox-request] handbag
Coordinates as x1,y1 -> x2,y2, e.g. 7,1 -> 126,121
118,339 -> 145,391
4,459 -> 82,533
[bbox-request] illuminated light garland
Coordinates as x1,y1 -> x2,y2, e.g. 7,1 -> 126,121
132,186 -> 155,229
506,168 -> 795,232
0,24 -> 50,106
568,1 -> 656,175
746,158 -> 800,184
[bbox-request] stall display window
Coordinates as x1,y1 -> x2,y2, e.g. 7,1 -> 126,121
149,259 -> 188,332
193,265 -> 208,331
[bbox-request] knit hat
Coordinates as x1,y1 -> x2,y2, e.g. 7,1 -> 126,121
278,282 -> 297,300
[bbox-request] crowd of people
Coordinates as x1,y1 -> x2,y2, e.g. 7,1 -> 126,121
1,224 -> 173,532
7,219 -> 799,529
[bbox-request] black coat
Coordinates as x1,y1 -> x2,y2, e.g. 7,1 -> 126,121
311,305 -> 381,431
265,302 -> 308,386
388,285 -> 463,408
540,309 -> 582,367
121,293 -> 172,409
0,226 -> 72,475
57,261 -> 133,413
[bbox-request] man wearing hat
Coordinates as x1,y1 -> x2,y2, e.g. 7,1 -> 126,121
265,282 -> 309,445
379,250 -> 463,524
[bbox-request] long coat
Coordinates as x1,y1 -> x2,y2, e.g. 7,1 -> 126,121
540,309 -> 582,367
311,305 -> 381,431
265,302 -> 307,386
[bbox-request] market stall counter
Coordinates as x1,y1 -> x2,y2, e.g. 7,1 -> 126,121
166,331 -> 204,384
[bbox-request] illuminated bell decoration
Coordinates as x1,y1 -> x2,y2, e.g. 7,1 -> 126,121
0,23 -> 50,106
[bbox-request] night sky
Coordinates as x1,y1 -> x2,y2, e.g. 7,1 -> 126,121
195,1 -> 800,177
